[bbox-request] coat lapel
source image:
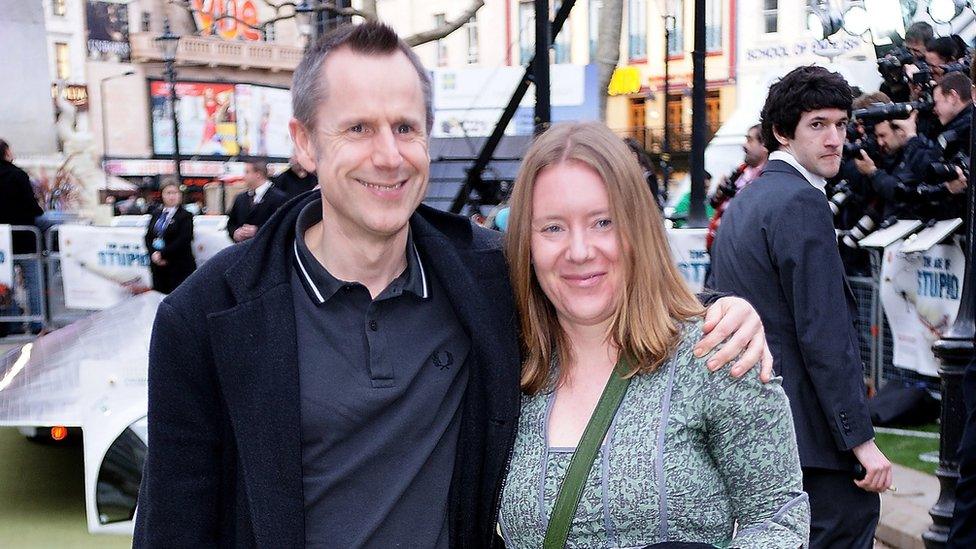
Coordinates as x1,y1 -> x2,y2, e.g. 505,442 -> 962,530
206,194 -> 314,547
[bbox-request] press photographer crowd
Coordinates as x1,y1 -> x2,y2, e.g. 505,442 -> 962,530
709,21 -> 970,276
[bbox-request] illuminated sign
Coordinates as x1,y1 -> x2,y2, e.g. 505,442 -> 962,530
191,0 -> 262,41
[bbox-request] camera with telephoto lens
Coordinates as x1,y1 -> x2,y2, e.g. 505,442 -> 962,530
828,180 -> 854,216
841,203 -> 885,249
927,154 -> 970,184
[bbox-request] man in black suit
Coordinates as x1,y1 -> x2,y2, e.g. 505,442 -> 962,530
226,160 -> 288,242
708,66 -> 892,548
272,155 -> 318,198
135,22 -> 773,548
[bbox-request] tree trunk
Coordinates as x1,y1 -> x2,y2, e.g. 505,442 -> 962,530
593,0 -> 623,120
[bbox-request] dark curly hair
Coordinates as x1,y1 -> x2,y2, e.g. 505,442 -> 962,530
760,66 -> 853,152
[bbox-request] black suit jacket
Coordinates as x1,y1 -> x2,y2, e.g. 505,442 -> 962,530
143,207 -> 196,294
949,358 -> 976,548
134,194 -> 520,548
707,159 -> 874,471
226,184 -> 289,240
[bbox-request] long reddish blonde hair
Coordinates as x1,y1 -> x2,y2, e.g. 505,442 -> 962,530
506,122 -> 704,395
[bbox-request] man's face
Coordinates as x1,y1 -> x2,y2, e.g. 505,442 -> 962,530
742,128 -> 768,167
874,121 -> 905,156
933,87 -> 965,125
243,164 -> 265,190
290,47 -> 429,242
925,50 -> 950,69
906,39 -> 927,60
775,108 -> 847,179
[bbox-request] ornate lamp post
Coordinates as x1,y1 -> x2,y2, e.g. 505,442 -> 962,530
661,14 -> 675,203
155,19 -> 182,182
295,0 -> 316,47
923,86 -> 976,549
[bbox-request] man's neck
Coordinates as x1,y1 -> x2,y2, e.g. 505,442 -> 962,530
305,210 -> 409,299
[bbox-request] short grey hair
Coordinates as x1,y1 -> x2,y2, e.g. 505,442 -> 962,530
291,22 -> 434,136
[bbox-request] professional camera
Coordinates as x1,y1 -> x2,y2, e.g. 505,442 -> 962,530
853,101 -> 931,123
841,203 -> 885,249
828,180 -> 854,216
927,153 -> 970,184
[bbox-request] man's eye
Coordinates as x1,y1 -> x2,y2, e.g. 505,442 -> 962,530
396,124 -> 414,134
350,124 -> 365,133
811,122 -> 823,129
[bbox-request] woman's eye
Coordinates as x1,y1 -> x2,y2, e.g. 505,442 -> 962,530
541,225 -> 562,233
596,218 -> 613,229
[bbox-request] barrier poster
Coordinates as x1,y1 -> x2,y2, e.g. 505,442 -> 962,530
666,228 -> 710,294
59,225 -> 152,310
879,239 -> 965,377
192,216 -> 233,264
0,225 -> 12,287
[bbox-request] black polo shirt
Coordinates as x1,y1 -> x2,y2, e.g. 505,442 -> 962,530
290,199 -> 471,548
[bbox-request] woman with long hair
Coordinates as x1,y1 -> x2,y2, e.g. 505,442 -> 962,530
499,122 -> 808,547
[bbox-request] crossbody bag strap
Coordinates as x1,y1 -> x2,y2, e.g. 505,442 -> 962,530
542,359 -> 633,549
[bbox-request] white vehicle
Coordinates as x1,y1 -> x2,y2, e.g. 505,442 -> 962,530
0,291 -> 163,535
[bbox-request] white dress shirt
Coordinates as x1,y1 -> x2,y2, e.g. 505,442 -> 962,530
769,150 -> 828,195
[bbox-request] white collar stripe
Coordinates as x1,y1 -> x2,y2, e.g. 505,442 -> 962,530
293,240 -> 325,304
412,241 -> 429,299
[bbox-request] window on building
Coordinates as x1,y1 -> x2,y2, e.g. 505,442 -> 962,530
434,13 -> 449,66
706,0 -> 722,51
55,42 -> 70,80
553,1 -> 571,63
519,1 -> 535,65
589,0 -> 603,60
667,0 -> 683,56
628,0 -> 647,59
763,0 -> 778,34
53,0 -> 67,17
465,14 -> 479,64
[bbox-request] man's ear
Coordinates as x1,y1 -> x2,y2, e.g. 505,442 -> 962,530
772,125 -> 790,147
289,118 -> 317,175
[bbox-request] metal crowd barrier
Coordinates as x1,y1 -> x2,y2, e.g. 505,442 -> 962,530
0,226 -> 47,333
847,249 -> 940,393
44,224 -> 100,328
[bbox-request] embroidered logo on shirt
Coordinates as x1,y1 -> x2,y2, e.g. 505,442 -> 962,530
431,350 -> 454,371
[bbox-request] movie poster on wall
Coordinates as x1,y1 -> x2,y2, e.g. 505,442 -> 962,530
151,81 -> 239,157
86,0 -> 131,61
235,85 -> 293,158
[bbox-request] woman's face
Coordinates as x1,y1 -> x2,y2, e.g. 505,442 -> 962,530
529,161 -> 623,331
161,185 -> 182,208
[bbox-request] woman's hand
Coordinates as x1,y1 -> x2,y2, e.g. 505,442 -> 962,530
695,296 -> 773,382
151,251 -> 168,267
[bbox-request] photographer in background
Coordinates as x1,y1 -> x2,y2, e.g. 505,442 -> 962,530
923,71 -> 971,220
852,107 -> 939,220
706,124 -> 768,252
905,22 -> 934,61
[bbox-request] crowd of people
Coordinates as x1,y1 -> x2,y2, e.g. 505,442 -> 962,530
1,16 -> 975,549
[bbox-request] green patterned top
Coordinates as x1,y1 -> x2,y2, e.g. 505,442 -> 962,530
498,320 -> 809,548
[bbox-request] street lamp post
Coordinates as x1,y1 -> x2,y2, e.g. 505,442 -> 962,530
156,19 -> 182,183
295,0 -> 316,47
99,70 -> 135,164
533,0 -> 551,134
923,88 -> 976,549
661,14 -> 675,203
687,0 -> 707,228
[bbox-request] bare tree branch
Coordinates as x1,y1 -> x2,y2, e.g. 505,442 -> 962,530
169,0 -> 373,37
403,0 -> 484,46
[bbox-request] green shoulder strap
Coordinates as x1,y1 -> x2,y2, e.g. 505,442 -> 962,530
542,359 -> 633,549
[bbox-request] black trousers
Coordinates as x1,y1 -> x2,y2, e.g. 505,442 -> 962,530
803,467 -> 880,549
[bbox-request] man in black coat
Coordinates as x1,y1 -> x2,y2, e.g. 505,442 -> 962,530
272,156 -> 318,198
135,22 -> 773,548
0,139 -> 44,335
708,66 -> 892,549
226,160 -> 288,242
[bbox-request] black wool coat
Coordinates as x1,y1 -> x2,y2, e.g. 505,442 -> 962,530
134,192 -> 520,548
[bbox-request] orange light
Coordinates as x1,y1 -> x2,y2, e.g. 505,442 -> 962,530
50,426 -> 68,441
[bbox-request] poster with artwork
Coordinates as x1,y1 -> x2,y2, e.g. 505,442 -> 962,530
666,228 -> 710,294
59,225 -> 151,310
235,85 -> 293,158
86,0 -> 131,61
879,240 -> 966,377
151,81 -> 238,157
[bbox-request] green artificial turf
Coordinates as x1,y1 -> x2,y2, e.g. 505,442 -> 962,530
873,423 -> 940,476
0,428 -> 133,547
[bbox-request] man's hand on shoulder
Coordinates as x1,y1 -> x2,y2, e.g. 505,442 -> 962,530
695,296 -> 773,382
